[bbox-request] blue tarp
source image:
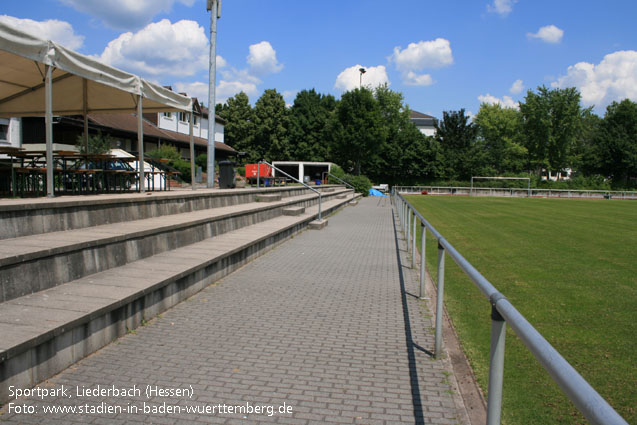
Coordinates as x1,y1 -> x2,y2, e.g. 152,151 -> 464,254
369,188 -> 388,197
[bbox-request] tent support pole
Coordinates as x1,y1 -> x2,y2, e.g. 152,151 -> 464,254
45,65 -> 54,198
83,79 -> 89,168
189,110 -> 195,190
137,95 -> 145,193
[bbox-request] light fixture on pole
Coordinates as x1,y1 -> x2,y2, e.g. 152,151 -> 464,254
206,0 -> 221,188
359,67 -> 366,88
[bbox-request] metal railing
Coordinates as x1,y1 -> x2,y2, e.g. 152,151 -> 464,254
259,160 -> 322,220
392,189 -> 628,425
395,185 -> 637,200
322,172 -> 356,200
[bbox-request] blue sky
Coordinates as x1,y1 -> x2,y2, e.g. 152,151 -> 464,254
2,0 -> 636,118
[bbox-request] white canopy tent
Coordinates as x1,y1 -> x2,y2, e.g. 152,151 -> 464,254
0,21 -> 196,196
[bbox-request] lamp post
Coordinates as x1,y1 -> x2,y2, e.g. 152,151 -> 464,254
206,0 -> 221,188
359,67 -> 366,88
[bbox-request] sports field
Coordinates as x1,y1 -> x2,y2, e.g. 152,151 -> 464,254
405,195 -> 636,425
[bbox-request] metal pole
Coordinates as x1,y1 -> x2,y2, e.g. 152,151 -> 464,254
470,176 -> 473,197
420,223 -> 426,299
189,110 -> 195,190
487,302 -> 507,425
412,212 -> 417,267
318,194 -> 322,220
44,65 -> 54,197
434,242 -> 445,358
137,95 -> 145,193
206,0 -> 219,188
407,208 -> 412,248
82,78 -> 89,155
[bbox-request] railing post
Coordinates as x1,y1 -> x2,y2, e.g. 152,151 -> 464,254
434,241 -> 445,358
318,193 -> 322,221
419,223 -> 426,299
407,208 -> 412,249
411,212 -> 417,267
487,295 -> 507,425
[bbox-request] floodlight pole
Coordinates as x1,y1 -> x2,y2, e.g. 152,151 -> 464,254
206,0 -> 221,188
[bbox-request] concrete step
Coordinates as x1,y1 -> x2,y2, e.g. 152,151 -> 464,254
0,188 -> 353,303
282,206 -> 305,216
0,185 -> 345,240
256,193 -> 282,202
0,194 -> 357,404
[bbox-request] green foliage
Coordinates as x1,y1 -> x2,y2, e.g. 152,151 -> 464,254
147,145 -> 191,183
520,86 -> 583,176
254,89 -> 290,162
217,91 -> 256,163
409,196 -> 636,425
592,99 -> 637,188
327,164 -> 371,195
474,103 -> 527,173
435,109 -> 482,179
288,89 -> 336,161
75,131 -> 115,154
236,166 -> 245,177
195,153 -> 207,172
325,87 -> 386,176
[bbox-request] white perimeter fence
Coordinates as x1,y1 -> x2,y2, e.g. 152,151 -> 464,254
395,186 -> 637,200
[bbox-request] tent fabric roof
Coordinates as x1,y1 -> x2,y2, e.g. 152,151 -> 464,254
0,21 -> 192,118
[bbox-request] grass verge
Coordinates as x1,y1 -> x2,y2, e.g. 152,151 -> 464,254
405,195 -> 636,425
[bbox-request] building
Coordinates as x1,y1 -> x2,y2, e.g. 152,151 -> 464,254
15,92 -> 235,160
409,110 -> 437,137
0,117 -> 20,148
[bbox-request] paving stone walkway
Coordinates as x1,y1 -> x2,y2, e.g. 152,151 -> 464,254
0,197 -> 468,425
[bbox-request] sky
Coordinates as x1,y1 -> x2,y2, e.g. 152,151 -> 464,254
1,0 -> 636,118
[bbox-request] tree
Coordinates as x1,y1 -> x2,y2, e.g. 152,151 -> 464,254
474,103 -> 527,174
435,109 -> 482,179
373,84 -> 434,184
325,87 -> 386,176
253,89 -> 290,161
217,92 -> 256,163
519,86 -> 583,177
593,99 -> 637,187
288,89 -> 336,161
75,131 -> 114,154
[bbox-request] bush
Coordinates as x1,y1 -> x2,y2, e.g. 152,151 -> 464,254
75,131 -> 115,154
147,145 -> 192,183
195,154 -> 207,172
237,166 -> 245,177
327,165 -> 372,196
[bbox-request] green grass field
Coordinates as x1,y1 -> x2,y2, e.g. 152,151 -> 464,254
404,195 -> 636,425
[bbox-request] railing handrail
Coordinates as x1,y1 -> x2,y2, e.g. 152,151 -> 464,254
395,185 -> 637,196
260,160 -> 322,220
392,189 -> 628,425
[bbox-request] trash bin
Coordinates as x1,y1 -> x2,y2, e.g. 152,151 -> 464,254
218,161 -> 236,189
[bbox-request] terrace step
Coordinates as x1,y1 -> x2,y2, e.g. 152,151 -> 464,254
0,193 -> 361,404
256,193 -> 282,202
0,188 -> 353,303
282,206 -> 305,216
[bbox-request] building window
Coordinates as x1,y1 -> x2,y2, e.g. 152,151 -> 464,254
193,115 -> 199,126
179,112 -> 189,122
163,112 -> 172,118
0,124 -> 8,142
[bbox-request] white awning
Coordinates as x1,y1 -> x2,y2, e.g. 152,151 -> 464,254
0,20 -> 192,117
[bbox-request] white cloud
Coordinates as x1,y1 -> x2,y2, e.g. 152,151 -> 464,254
527,25 -> 564,44
510,79 -> 525,94
0,15 -> 84,49
487,0 -> 517,17
98,19 -> 208,77
478,93 -> 519,109
59,0 -> 195,30
174,81 -> 209,104
216,80 -> 259,104
552,50 -> 637,110
247,41 -> 283,75
404,72 -> 433,86
391,38 -> 453,71
334,65 -> 390,92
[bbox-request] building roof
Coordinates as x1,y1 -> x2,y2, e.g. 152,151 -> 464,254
80,113 -> 236,154
409,110 -> 436,120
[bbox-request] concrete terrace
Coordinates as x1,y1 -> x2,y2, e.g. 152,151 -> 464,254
0,193 -> 470,424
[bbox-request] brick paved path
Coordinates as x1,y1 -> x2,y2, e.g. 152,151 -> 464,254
1,197 -> 467,425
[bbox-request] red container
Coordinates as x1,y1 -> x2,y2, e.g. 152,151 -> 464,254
245,163 -> 272,178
